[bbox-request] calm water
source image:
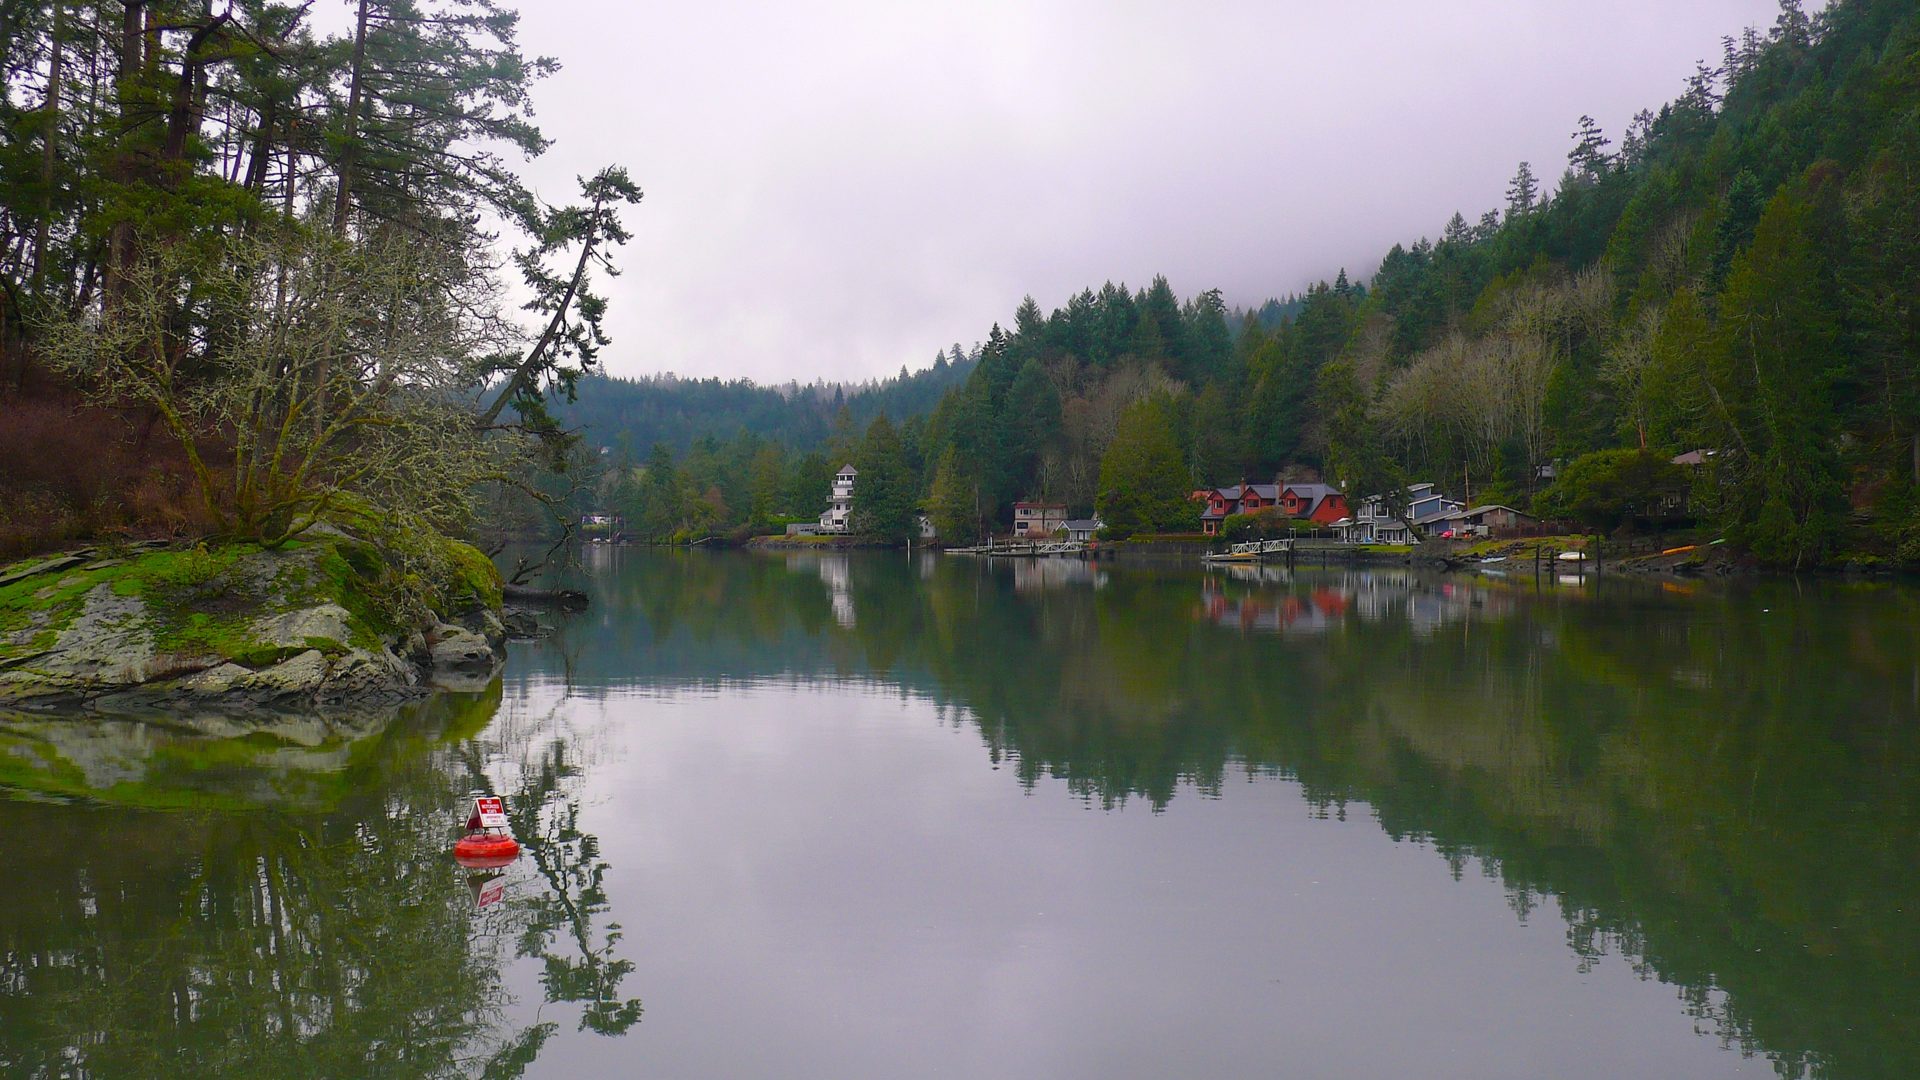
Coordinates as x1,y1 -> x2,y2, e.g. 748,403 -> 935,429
2,550 -> 1917,1078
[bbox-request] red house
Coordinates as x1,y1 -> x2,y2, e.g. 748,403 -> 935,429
1199,483 -> 1277,534
1199,482 -> 1348,534
1277,483 -> 1349,524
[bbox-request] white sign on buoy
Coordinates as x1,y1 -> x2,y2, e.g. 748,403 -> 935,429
469,795 -> 508,830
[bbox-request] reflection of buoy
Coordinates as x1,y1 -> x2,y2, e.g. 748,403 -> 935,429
454,794 -> 520,867
468,870 -> 509,909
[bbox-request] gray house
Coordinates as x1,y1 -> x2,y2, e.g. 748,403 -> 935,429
1336,483 -> 1464,543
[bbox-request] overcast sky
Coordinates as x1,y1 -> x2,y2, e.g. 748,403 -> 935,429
499,0 -> 1791,385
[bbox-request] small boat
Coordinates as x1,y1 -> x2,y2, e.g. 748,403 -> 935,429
1556,550 -> 1590,562
1479,556 -> 1508,564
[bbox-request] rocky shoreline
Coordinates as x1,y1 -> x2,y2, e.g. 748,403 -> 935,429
0,531 -> 512,714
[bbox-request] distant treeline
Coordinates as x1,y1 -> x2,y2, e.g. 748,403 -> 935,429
593,0 -> 1920,566
553,351 -> 975,456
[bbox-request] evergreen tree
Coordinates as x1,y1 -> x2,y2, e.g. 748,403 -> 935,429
1707,170 -> 1769,294
852,415 -> 917,542
1180,288 -> 1233,383
785,451 -> 833,520
1506,161 -> 1540,218
1005,360 -> 1062,494
748,444 -> 785,525
636,443 -> 685,539
1712,187 -> 1847,567
1568,116 -> 1613,179
825,405 -> 860,471
1096,396 -> 1194,538
1136,275 -> 1184,366
928,447 -> 978,544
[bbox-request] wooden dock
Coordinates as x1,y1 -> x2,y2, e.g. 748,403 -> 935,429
948,539 -> 1101,558
987,540 -> 1095,558
1203,539 -> 1295,563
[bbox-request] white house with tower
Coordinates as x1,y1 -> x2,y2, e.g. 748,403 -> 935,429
818,464 -> 857,533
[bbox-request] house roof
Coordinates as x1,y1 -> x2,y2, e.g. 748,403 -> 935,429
837,464 -> 858,474
1409,503 -> 1463,524
1281,483 -> 1340,501
1063,519 -> 1101,531
1672,449 -> 1716,466
1466,504 -> 1535,519
1210,483 -> 1281,501
1359,483 -> 1446,504
1280,483 -> 1344,515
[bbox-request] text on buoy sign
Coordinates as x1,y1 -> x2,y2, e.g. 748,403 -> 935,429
470,796 -> 508,830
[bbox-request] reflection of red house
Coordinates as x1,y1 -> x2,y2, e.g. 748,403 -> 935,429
1311,588 -> 1349,617
1197,579 -> 1351,634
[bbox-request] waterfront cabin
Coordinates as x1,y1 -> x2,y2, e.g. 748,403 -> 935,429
1436,504 -> 1540,538
1013,501 -> 1069,537
1063,518 -> 1103,542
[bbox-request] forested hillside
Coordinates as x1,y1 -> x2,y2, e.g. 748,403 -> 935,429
603,0 -> 1919,566
553,348 -> 975,455
903,0 -> 1919,564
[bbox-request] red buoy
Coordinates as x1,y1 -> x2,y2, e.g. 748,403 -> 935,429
454,833 -> 521,868
454,795 -> 520,868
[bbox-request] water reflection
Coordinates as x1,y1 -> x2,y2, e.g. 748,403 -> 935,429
3,548 -> 1918,1078
0,685 -> 641,1076
524,549 -> 1920,1080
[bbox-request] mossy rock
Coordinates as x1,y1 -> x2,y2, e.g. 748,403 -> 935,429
0,531 -> 504,710
437,538 -> 504,612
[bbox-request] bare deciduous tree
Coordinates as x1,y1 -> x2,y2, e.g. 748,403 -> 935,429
40,229 -> 526,548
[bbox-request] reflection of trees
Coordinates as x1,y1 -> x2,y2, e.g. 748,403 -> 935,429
0,674 -> 647,1076
0,690 -> 540,1077
558,551 -> 1920,1080
456,703 -> 643,1038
